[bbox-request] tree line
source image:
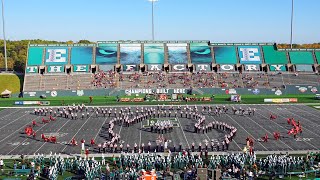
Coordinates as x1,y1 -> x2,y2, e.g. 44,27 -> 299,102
0,40 -> 319,73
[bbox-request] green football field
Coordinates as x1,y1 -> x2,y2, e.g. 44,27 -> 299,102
0,94 -> 319,107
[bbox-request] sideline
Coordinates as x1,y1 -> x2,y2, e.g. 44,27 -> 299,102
0,150 -> 317,159
1,103 -> 320,109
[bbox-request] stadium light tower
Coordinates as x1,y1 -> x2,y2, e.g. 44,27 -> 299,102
1,0 -> 8,72
290,0 -> 294,49
148,0 -> 158,41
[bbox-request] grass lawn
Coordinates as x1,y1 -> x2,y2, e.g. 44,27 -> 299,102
0,94 -> 319,107
0,74 -> 24,94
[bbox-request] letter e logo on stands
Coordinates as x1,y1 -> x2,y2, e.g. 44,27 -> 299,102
239,48 -> 260,61
46,49 -> 67,63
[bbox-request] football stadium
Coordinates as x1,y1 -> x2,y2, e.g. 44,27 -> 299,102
0,0 -> 320,180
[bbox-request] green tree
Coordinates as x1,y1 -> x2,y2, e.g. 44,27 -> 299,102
78,40 -> 93,44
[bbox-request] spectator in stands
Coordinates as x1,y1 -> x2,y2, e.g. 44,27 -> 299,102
0,159 -> 3,174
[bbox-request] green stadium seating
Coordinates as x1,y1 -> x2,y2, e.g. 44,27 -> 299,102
289,51 -> 315,64
262,46 -> 288,64
315,51 -> 320,64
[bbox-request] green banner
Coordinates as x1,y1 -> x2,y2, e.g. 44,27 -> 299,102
73,65 -> 89,72
47,65 -> 65,73
26,66 -> 39,73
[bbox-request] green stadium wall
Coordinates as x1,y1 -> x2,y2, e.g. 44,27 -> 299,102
17,85 -> 320,98
262,46 -> 288,64
315,51 -> 320,64
289,52 -> 315,64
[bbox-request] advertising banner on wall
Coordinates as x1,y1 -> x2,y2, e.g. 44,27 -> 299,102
219,64 -> 235,71
238,46 -> 262,64
264,98 -> 298,103
167,43 -> 188,64
45,48 -> 68,64
123,64 -> 139,72
96,44 -> 118,65
190,43 -> 212,64
47,65 -> 65,73
194,64 -> 211,72
71,47 -> 93,65
213,46 -> 237,64
28,47 -> 44,66
99,65 -> 114,72
26,66 -> 39,73
171,64 -> 188,72
147,64 -> 163,71
269,65 -> 286,71
244,64 -> 260,71
120,44 -> 141,65
73,65 -> 89,72
144,44 -> 165,64
295,65 -> 313,72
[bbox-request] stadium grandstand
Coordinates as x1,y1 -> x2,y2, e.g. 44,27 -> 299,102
23,41 -> 319,94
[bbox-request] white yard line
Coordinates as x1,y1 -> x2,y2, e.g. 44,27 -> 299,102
0,113 -> 29,131
0,109 -> 21,121
260,106 -> 320,138
6,116 -> 50,155
207,114 -> 242,151
176,116 -> 190,149
256,111 -> 318,150
289,105 -> 320,123
94,116 -> 109,140
246,112 -> 294,151
224,113 -> 269,151
34,119 -> 71,154
0,116 -> 42,144
139,120 -> 143,148
60,111 -> 95,152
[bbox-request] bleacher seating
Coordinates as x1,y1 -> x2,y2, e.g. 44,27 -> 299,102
24,75 -> 42,91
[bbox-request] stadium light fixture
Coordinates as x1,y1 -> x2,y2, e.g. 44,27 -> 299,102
1,0 -> 7,72
290,0 -> 294,49
148,0 -> 158,41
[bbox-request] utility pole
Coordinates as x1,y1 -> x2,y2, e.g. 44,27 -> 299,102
148,0 -> 158,41
1,0 -> 8,72
290,0 -> 294,50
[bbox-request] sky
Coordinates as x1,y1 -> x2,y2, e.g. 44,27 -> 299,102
1,0 -> 320,43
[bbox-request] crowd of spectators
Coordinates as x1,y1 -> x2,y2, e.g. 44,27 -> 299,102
87,71 -> 319,90
8,151 -> 320,180
92,70 -> 117,88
